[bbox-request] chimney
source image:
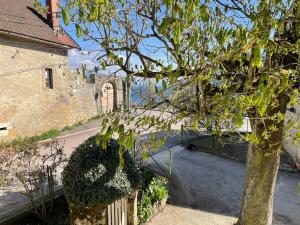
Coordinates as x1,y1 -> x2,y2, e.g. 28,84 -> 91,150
46,0 -> 59,32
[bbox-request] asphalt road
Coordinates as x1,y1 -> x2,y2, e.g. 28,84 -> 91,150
148,146 -> 300,225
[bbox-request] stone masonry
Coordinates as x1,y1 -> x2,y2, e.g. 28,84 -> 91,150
0,36 -> 124,142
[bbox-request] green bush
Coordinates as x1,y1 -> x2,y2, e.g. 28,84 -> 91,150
62,135 -> 141,208
148,177 -> 168,204
138,176 -> 168,224
140,167 -> 156,191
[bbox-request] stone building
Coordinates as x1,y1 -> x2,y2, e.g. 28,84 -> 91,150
0,0 -> 125,141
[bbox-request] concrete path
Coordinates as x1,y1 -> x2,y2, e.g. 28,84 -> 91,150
148,146 -> 300,225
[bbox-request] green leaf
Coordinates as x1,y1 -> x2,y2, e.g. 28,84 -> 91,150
290,90 -> 299,106
258,103 -> 267,117
173,22 -> 182,44
62,8 -> 69,25
142,151 -> 149,161
279,69 -> 290,93
251,44 -> 263,68
235,113 -> 244,127
162,79 -> 167,90
164,0 -> 173,10
295,132 -> 300,140
158,17 -> 175,34
118,124 -> 124,135
156,73 -> 163,83
75,24 -> 83,37
89,4 -> 99,21
200,5 -> 209,22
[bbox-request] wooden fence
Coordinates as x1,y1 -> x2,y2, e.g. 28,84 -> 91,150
106,191 -> 137,225
69,191 -> 137,225
107,198 -> 128,225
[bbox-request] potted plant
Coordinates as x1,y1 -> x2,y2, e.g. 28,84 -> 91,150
62,135 -> 141,225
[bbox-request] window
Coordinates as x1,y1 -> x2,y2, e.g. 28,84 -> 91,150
0,127 -> 7,131
45,68 -> 53,89
0,123 -> 10,136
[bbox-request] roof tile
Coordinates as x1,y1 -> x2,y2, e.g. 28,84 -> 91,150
0,0 -> 79,49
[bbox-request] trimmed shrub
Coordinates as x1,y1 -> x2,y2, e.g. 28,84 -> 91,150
62,135 -> 140,208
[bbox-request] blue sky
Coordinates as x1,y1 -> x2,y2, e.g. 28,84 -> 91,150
41,0 -> 265,73
40,0 -> 172,74
41,0 -> 101,71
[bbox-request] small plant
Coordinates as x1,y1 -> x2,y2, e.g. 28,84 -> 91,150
0,129 -> 61,151
62,124 -> 77,131
37,129 -> 61,141
138,193 -> 153,224
0,139 -> 66,223
62,135 -> 141,225
0,138 -> 39,186
87,114 -> 101,121
148,177 -> 168,204
138,176 -> 168,224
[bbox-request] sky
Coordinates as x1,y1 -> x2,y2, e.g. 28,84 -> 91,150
41,0 -> 274,75
40,0 -> 172,75
40,1 -> 101,71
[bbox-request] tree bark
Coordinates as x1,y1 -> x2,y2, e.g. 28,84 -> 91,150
236,140 -> 281,225
236,95 -> 289,225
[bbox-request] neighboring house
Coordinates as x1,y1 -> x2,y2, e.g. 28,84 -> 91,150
0,0 -> 125,141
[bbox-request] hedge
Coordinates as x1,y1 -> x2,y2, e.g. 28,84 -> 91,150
62,135 -> 140,207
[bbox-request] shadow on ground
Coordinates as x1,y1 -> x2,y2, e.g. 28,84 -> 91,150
147,134 -> 300,225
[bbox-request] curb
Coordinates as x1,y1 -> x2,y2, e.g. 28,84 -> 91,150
38,127 -> 100,145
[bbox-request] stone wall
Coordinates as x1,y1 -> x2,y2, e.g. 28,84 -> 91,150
95,76 -> 125,111
0,36 -> 99,141
67,72 -> 99,124
284,103 -> 300,162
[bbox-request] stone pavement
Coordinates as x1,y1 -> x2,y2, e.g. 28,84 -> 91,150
147,146 -> 300,225
148,205 -> 237,225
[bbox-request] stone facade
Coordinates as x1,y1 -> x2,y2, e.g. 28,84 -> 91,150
0,36 -> 125,141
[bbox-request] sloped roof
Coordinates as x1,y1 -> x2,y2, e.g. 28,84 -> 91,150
0,0 -> 80,49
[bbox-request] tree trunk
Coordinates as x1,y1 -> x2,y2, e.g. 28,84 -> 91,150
237,95 -> 289,225
236,140 -> 281,225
